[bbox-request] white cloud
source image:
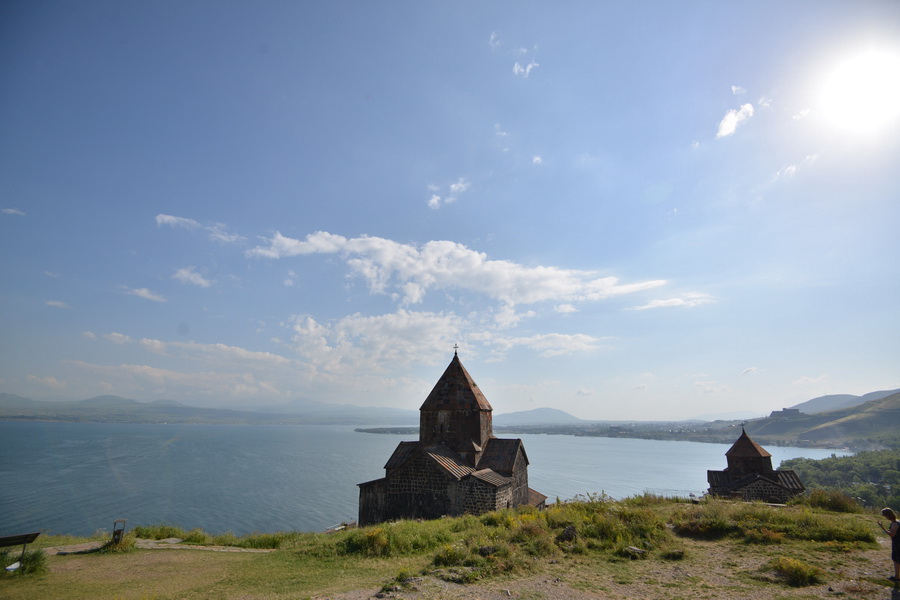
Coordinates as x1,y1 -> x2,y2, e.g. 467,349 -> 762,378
156,214 -> 200,229
554,304 -> 578,314
731,85 -> 746,95
513,60 -> 539,78
494,123 -> 509,137
156,214 -> 244,243
491,305 -> 536,329
576,388 -> 594,396
82,331 -> 97,339
693,380 -> 730,394
207,224 -> 245,243
123,287 -> 166,302
482,332 -> 606,358
289,309 -> 463,373
45,300 -> 70,309
775,154 -> 818,179
629,292 -> 714,311
793,108 -> 811,120
67,360 -> 286,401
427,178 -> 470,209
532,155 -> 542,164
26,374 -> 66,389
103,332 -> 132,344
140,338 -> 168,355
741,367 -> 759,376
489,31 -> 501,49
449,178 -> 470,195
248,232 -> 666,307
173,266 -> 214,288
716,103 -> 755,138
44,271 -> 60,278
2,208 -> 26,216
793,374 -> 828,385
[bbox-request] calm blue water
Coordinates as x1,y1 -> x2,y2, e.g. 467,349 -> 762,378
0,421 -> 848,536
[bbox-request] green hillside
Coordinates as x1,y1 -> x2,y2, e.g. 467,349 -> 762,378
745,390 -> 900,448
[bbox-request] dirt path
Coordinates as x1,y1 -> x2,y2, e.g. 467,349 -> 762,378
43,538 -> 275,555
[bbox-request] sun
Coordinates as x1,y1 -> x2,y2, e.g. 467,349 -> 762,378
819,47 -> 900,135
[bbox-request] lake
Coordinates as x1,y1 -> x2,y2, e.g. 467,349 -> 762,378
0,421 -> 847,537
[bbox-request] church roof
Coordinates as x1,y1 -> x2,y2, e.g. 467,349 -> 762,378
384,441 -> 421,471
472,469 -> 511,487
725,429 -> 772,458
479,438 -> 527,473
419,353 -> 493,412
707,469 -> 805,493
423,444 -> 476,480
528,488 -> 549,506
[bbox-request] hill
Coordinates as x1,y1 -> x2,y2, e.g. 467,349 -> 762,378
0,394 -> 418,426
745,389 -> 900,447
787,388 -> 900,414
493,407 -> 585,426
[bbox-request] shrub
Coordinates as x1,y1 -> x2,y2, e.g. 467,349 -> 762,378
742,527 -> 784,545
432,543 -> 468,567
0,549 -> 48,577
132,524 -> 186,540
183,528 -> 212,545
239,532 -> 292,549
791,489 -> 863,513
671,501 -> 875,544
99,532 -> 136,553
211,532 -> 240,547
764,556 -> 825,587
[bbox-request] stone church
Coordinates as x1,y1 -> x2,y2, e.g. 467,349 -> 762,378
707,427 -> 805,503
358,352 -> 547,526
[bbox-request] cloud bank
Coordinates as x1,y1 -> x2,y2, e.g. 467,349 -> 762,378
247,231 -> 666,306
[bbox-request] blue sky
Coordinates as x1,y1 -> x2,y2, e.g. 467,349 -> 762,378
2,1 -> 899,420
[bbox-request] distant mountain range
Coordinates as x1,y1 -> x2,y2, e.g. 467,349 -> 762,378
743,389 -> 900,445
0,393 -> 419,426
785,389 -> 900,414
2,387 -> 898,442
493,407 -> 586,426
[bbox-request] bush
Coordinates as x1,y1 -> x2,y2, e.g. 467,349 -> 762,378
671,500 -> 875,544
132,524 -> 186,539
791,489 -> 863,513
432,543 -> 468,567
0,549 -> 48,577
183,528 -> 212,545
742,527 -> 784,545
99,532 -> 136,553
211,532 -> 240,547
764,556 -> 825,587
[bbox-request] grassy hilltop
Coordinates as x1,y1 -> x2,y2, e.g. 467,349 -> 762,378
2,494 -> 897,600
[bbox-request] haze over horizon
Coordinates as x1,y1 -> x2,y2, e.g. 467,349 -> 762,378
2,2 -> 899,421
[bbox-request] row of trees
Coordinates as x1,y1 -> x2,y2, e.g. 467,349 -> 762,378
781,450 -> 900,508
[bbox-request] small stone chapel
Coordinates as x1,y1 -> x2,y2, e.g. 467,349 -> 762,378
707,427 -> 805,503
358,351 -> 547,526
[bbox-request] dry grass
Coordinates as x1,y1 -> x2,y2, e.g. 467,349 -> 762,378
1,499 -> 897,600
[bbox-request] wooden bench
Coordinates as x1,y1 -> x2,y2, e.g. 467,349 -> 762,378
1,532 -> 41,571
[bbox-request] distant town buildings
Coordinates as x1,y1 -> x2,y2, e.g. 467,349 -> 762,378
358,352 -> 546,526
707,427 -> 805,503
769,408 -> 802,418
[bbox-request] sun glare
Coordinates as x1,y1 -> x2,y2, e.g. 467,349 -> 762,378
819,48 -> 900,135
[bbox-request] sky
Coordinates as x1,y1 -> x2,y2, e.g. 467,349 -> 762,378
1,1 -> 899,421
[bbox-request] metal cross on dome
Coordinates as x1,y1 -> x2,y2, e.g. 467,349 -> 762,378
453,343 -> 458,355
